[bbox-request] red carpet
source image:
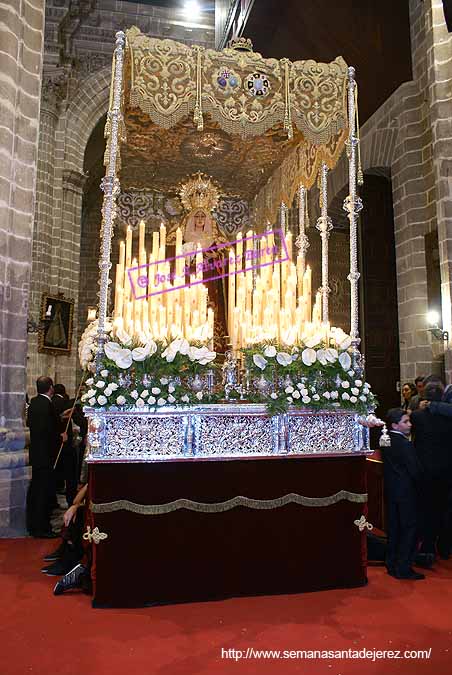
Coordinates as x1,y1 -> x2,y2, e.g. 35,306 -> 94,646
1,539 -> 452,675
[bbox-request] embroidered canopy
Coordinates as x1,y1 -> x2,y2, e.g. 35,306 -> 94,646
110,27 -> 351,225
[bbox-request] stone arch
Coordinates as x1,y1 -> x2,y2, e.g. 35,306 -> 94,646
64,66 -> 112,174
328,125 -> 399,206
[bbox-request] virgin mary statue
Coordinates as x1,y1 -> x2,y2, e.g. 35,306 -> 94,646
167,173 -> 229,351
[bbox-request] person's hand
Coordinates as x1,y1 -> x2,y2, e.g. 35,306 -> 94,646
60,431 -> 68,443
63,504 -> 78,527
419,400 -> 430,409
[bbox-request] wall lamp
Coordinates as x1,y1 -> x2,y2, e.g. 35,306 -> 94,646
426,310 -> 449,342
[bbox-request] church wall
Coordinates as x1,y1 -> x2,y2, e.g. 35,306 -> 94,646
27,1 -> 215,398
0,0 -> 45,535
326,0 -> 452,386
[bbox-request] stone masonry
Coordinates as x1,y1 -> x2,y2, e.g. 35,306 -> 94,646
327,0 -> 452,384
27,0 -> 215,396
0,0 -> 45,535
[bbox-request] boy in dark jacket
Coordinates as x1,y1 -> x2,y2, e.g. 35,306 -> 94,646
384,408 -> 424,580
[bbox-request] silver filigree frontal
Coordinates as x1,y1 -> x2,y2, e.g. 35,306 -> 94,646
86,405 -> 370,462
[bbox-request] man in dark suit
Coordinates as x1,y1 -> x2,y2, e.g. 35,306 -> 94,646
27,376 -> 67,538
384,408 -> 424,580
52,383 -> 78,506
411,381 -> 452,562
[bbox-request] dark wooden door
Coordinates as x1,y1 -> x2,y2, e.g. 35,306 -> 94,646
360,174 -> 400,419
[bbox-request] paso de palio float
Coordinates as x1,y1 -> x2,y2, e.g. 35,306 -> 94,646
80,28 -> 382,607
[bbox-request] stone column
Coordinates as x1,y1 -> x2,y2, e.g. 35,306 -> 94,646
27,77 -> 61,392
54,169 -> 87,391
425,0 -> 452,380
0,0 -> 45,536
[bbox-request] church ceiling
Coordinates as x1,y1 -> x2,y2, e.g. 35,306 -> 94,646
120,109 -> 302,200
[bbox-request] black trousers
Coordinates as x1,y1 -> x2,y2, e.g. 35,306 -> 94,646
55,446 -> 78,506
419,476 -> 452,555
28,467 -> 54,535
385,495 -> 418,574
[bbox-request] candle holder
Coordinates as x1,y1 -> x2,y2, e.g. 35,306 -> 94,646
205,369 -> 216,395
190,373 -> 204,393
222,348 -> 240,400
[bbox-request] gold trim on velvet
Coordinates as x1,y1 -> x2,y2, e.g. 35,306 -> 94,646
83,526 -> 109,544
353,515 -> 373,532
91,490 -> 368,515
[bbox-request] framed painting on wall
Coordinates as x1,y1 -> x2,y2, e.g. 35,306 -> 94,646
38,293 -> 74,356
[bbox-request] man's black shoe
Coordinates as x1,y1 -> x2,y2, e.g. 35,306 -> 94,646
43,542 -> 66,562
42,556 -> 80,576
33,531 -> 59,539
395,569 -> 425,580
53,564 -> 90,595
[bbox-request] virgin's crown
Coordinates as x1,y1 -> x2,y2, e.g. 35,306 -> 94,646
179,172 -> 220,213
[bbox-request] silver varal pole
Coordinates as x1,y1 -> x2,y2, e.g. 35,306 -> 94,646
295,185 -> 310,270
96,31 -> 125,369
316,164 -> 333,324
344,66 -> 363,345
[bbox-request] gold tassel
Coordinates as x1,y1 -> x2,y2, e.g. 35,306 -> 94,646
194,46 -> 204,131
283,59 -> 293,140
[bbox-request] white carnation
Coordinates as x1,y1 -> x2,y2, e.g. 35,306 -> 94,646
95,380 -> 105,389
130,390 -> 139,400
359,395 -> 367,402
148,396 -> 156,405
109,383 -> 118,391
89,397 -> 96,406
323,392 -> 331,399
292,390 -> 300,399
341,381 -> 350,389
330,391 -> 339,400
270,393 -> 278,399
141,389 -> 149,399
355,379 -> 363,387
351,387 -> 359,396
160,377 -> 169,385
100,370 -> 109,378
350,396 -> 357,403
342,392 -> 350,400
287,396 -> 293,403
151,387 -> 161,395
157,398 -> 166,406
181,395 -> 189,403
168,385 -> 175,393
116,395 -> 126,405
168,394 -> 176,403
285,386 -> 294,394
302,395 -> 311,404
85,377 -> 94,386
312,394 -> 320,401
136,398 -> 145,408
196,391 -> 203,400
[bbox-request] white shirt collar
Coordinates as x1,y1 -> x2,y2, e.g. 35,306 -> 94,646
39,393 -> 52,402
